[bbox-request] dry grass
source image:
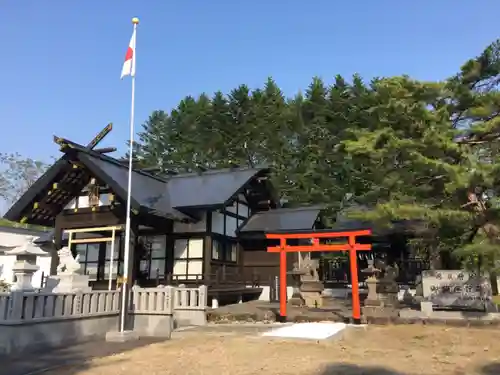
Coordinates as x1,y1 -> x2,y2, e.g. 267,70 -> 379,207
48,325 -> 500,375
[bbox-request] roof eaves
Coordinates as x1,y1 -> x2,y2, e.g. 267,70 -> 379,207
146,207 -> 197,222
3,158 -> 69,222
236,204 -> 325,235
259,204 -> 325,215
169,166 -> 268,180
222,168 -> 270,207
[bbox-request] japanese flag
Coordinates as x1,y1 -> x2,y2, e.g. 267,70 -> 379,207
120,28 -> 136,79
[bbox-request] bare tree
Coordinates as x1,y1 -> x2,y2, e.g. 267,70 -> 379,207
0,152 -> 50,210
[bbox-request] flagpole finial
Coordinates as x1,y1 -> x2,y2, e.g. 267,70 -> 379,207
132,17 -> 139,25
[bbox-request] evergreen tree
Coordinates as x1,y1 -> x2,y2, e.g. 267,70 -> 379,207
134,39 -> 500,273
449,40 -> 500,278
341,75 -> 473,268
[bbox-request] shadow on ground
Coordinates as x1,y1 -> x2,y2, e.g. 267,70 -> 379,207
319,362 -> 500,375
480,362 -> 500,375
319,364 -> 404,375
2,338 -> 165,375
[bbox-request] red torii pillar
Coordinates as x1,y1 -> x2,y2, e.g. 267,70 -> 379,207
266,229 -> 372,324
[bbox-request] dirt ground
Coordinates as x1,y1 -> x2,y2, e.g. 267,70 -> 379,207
47,324 -> 500,375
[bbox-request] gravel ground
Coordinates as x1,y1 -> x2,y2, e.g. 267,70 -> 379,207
13,324 -> 500,375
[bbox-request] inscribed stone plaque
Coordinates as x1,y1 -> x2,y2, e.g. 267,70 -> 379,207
421,270 -> 492,310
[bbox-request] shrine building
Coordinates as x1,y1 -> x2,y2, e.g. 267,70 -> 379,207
3,127 -> 424,303
3,129 -> 328,302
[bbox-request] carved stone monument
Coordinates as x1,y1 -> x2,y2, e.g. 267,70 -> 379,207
299,255 -> 324,308
5,236 -> 48,291
421,269 -> 494,311
44,247 -> 91,293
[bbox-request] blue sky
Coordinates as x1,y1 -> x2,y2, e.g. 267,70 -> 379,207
1,0 -> 499,162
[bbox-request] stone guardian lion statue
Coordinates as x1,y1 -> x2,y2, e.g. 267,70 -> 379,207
56,247 -> 82,275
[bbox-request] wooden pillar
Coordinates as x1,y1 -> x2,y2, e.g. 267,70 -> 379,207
129,219 -> 139,286
165,222 -> 175,280
237,242 -> 244,279
203,212 -> 213,284
203,235 -> 212,282
50,215 -> 63,275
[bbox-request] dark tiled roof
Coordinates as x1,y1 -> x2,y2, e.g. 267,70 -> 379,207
78,153 -> 189,221
331,218 -> 372,231
81,154 -> 267,212
4,138 -> 268,224
167,168 -> 266,208
238,205 -> 323,233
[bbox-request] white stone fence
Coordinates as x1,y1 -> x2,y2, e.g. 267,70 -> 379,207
0,285 -> 207,355
130,285 -> 207,326
0,290 -> 120,323
0,285 -> 207,324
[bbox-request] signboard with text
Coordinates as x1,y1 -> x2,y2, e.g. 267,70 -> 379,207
422,270 -> 493,310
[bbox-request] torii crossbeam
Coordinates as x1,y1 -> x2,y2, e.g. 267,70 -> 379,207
266,229 -> 372,324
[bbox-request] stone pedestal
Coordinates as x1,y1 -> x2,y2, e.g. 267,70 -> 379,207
105,330 -> 139,343
288,269 -> 305,306
364,277 -> 381,307
300,281 -> 324,308
420,301 -> 433,317
376,279 -> 400,308
45,274 -> 91,293
11,261 -> 39,292
297,256 -> 324,308
362,305 -> 400,320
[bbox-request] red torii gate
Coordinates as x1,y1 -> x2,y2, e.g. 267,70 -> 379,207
266,229 -> 372,324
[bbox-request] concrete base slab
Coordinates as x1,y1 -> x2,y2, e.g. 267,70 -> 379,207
105,330 -> 140,343
262,322 -> 347,340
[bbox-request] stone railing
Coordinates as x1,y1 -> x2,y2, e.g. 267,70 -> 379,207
0,290 -> 120,323
131,285 -> 207,326
174,286 -> 207,309
0,285 -> 208,356
0,286 -> 207,323
131,287 -> 173,315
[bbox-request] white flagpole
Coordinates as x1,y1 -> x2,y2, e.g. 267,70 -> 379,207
119,17 -> 139,333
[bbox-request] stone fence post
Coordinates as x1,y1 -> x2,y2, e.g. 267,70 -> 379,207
198,285 -> 208,308
8,291 -> 24,321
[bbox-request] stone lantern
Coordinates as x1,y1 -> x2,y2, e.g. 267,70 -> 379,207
5,236 -> 48,291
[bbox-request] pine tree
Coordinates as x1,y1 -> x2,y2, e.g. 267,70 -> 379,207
341,75 -> 474,268
449,40 -> 500,280
133,41 -> 500,275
